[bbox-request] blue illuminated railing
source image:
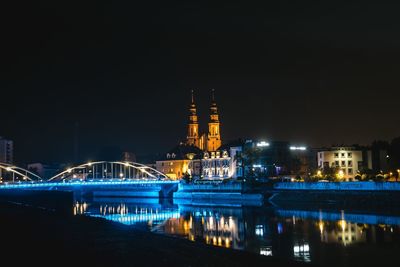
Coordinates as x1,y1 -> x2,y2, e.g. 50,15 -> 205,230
0,179 -> 179,190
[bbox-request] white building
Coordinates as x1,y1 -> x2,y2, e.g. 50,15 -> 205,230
201,145 -> 243,179
0,137 -> 13,164
317,146 -> 372,180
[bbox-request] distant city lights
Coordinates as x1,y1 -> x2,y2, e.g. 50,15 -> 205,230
290,146 -> 307,151
260,247 -> 273,257
256,141 -> 270,147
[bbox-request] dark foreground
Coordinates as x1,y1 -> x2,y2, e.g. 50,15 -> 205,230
0,201 -> 310,267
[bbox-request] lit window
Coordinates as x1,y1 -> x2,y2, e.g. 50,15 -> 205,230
348,161 -> 353,167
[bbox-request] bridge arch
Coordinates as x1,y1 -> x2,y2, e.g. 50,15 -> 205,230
0,163 -> 43,182
48,161 -> 169,181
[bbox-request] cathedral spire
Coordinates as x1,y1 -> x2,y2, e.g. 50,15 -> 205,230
209,89 -> 219,119
207,89 -> 222,151
187,89 -> 200,148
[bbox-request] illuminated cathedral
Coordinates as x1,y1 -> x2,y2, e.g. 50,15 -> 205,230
156,90 -> 243,180
186,89 -> 222,152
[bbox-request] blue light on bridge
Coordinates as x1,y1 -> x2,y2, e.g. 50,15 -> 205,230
0,179 -> 179,190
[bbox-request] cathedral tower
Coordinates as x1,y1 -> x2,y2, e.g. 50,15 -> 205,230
207,89 -> 222,152
187,90 -> 200,148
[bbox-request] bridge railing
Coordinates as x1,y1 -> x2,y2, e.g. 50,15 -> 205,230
0,179 -> 179,189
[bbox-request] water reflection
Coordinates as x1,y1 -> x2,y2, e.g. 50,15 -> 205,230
74,198 -> 179,225
73,198 -> 400,267
159,206 -> 244,249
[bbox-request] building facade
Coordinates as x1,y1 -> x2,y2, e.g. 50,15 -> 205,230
156,144 -> 203,180
200,144 -> 244,179
317,146 -> 372,180
0,137 -> 13,164
157,90 -> 231,180
242,140 -> 312,178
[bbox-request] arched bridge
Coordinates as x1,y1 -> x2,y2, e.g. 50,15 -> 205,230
48,161 -> 170,181
0,162 -> 43,182
0,161 -> 178,197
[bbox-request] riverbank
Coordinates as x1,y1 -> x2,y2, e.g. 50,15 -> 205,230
0,201 -> 310,267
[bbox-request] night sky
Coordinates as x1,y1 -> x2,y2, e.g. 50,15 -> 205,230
1,1 -> 400,164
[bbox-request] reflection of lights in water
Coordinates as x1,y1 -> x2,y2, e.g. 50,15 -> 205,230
209,217 -> 214,228
318,220 -> 367,246
225,238 -> 230,248
74,202 -> 88,215
293,243 -> 311,262
340,220 -> 347,231
165,211 -> 240,249
319,221 -> 324,235
277,223 -> 283,234
255,225 -> 264,237
260,247 -> 273,257
85,204 -> 180,225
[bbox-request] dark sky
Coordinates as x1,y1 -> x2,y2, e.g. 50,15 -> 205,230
1,1 -> 400,164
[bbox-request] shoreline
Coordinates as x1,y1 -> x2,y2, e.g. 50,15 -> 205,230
0,200 -> 310,267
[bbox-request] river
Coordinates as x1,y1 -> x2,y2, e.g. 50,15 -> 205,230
73,197 -> 400,267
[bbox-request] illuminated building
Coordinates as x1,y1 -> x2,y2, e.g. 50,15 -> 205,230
201,142 -> 243,179
206,89 -> 221,152
317,146 -> 372,180
156,144 -> 203,179
185,89 -> 222,152
0,136 -> 13,164
243,140 -> 313,178
157,90 -> 243,180
186,90 -> 204,150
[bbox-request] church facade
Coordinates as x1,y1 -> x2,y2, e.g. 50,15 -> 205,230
156,90 -> 243,180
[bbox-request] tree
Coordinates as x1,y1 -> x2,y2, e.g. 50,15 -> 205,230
290,157 -> 302,176
359,168 -> 375,181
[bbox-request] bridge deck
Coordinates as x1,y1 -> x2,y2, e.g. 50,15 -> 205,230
0,179 -> 179,190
